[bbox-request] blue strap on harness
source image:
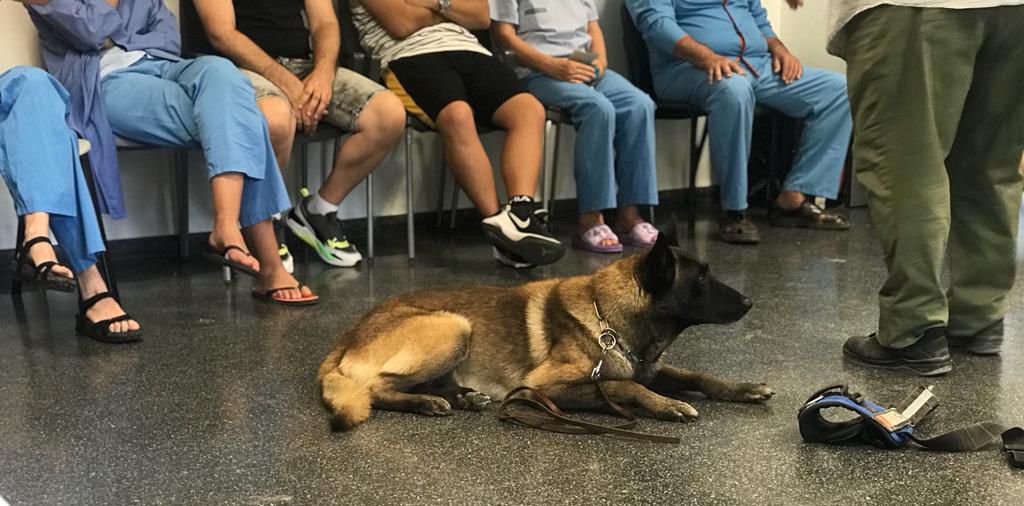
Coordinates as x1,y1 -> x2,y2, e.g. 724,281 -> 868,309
798,384 -> 917,448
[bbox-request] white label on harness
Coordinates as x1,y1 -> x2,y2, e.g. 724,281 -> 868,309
874,409 -> 910,431
901,388 -> 935,420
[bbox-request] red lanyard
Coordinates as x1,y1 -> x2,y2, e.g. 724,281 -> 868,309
722,0 -> 760,77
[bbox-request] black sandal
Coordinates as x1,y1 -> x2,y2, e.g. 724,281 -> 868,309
204,244 -> 260,278
76,291 -> 142,344
9,236 -> 77,292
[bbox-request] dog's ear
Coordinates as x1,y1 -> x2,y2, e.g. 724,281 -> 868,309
640,232 -> 676,295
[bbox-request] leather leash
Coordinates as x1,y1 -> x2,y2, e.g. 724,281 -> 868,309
497,386 -> 680,444
496,303 -> 681,444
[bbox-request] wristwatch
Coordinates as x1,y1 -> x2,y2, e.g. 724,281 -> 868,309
437,0 -> 452,13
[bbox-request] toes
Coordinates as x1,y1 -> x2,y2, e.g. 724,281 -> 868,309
738,383 -> 775,402
419,398 -> 453,416
456,391 -> 491,411
663,401 -> 699,422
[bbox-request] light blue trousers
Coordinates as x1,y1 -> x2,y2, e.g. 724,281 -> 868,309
0,66 -> 104,273
523,70 -> 658,214
655,56 -> 851,211
101,56 -> 290,227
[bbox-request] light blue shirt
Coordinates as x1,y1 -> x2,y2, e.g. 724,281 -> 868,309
491,0 -> 599,76
627,0 -> 777,83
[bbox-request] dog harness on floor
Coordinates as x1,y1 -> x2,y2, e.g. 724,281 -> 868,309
798,384 -> 1023,468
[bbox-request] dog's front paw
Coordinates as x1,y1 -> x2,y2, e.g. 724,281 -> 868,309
732,382 -> 775,403
417,397 -> 454,416
456,391 -> 491,411
653,399 -> 700,422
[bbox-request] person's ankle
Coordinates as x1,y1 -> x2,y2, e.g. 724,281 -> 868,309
775,191 -> 806,210
77,267 -> 107,299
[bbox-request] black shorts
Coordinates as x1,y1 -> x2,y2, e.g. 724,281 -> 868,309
385,51 -> 526,130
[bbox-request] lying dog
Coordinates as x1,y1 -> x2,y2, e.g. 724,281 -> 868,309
318,233 -> 774,430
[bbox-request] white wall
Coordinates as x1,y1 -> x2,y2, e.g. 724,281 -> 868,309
0,0 -> 829,249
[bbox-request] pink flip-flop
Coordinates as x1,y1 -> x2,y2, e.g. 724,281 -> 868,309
619,222 -> 660,248
572,224 -> 624,253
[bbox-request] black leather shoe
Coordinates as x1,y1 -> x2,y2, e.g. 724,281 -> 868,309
948,319 -> 1003,356
719,211 -> 760,244
843,327 -> 952,376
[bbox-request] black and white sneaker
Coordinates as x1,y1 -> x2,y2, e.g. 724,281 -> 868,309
286,188 -> 362,268
481,198 -> 565,267
273,217 -> 295,274
492,246 -> 534,269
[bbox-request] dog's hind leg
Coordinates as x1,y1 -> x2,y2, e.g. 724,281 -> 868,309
647,365 -> 775,403
345,311 -> 473,417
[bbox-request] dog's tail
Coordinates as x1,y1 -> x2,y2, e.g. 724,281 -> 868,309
318,349 -> 372,431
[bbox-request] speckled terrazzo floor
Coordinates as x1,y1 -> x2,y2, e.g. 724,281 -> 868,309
1,209 -> 1021,505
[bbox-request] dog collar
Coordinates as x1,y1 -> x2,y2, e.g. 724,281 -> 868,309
591,302 -> 643,381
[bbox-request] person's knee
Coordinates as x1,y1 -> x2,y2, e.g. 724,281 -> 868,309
504,93 -> 546,129
194,56 -> 249,87
710,76 -> 755,108
360,91 -> 406,143
7,66 -> 62,100
259,96 -> 296,145
436,101 -> 477,137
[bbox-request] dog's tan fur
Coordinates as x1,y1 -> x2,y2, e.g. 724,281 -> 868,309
318,235 -> 774,430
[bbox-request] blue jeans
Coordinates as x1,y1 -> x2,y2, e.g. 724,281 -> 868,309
523,70 -> 658,214
654,56 -> 851,211
0,66 -> 104,273
101,56 -> 290,227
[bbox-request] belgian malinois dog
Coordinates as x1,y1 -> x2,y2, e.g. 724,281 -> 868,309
318,233 -> 774,430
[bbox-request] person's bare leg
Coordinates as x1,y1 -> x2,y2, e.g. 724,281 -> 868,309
22,212 -> 73,279
776,190 -> 808,210
319,92 -> 406,205
435,101 -> 500,216
244,220 -> 314,300
78,266 -> 140,333
614,205 -> 645,231
258,96 -> 297,171
578,211 -> 618,247
491,93 -> 545,198
208,173 -> 260,272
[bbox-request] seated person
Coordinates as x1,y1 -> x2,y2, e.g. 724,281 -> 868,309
24,0 -> 317,305
491,0 -> 660,254
195,0 -> 407,268
627,0 -> 851,244
1,65 -> 141,343
351,0 -> 565,268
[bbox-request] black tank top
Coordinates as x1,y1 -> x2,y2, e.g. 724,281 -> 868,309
234,0 -> 311,59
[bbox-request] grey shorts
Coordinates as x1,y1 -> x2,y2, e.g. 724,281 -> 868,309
243,58 -> 385,131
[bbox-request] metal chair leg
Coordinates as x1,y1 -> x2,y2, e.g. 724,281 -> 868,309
548,122 -> 563,218
80,152 -> 119,298
300,143 -> 309,189
405,127 -> 415,261
436,153 -> 448,228
366,172 -> 374,259
688,117 -> 700,236
448,164 -> 458,230
11,218 -> 25,298
540,119 -> 551,205
175,150 -> 190,260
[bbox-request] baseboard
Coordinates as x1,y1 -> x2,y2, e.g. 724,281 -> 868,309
0,186 -> 722,266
